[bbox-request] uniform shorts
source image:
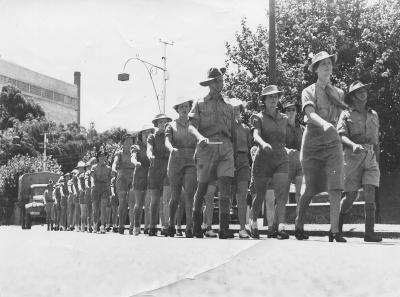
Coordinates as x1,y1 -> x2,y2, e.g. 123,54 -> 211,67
92,185 -> 111,203
301,140 -> 344,194
84,188 -> 92,204
195,141 -> 234,183
148,158 -> 169,190
234,152 -> 250,183
343,147 -> 380,192
167,148 -> 196,185
252,150 -> 288,178
116,170 -> 134,192
288,149 -> 303,182
78,190 -> 86,204
133,166 -> 149,191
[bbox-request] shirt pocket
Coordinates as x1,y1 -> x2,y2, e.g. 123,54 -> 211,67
348,118 -> 364,136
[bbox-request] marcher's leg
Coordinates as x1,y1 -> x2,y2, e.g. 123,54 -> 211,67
272,173 -> 290,239
251,177 -> 268,226
92,198 -> 100,232
236,181 -> 248,230
294,176 -> 303,214
144,190 -> 151,232
168,180 -> 183,235
193,182 -> 208,237
100,196 -> 107,234
328,189 -> 346,242
128,189 -> 136,233
149,189 -> 161,235
74,201 -> 80,231
363,184 -> 382,242
80,204 -> 87,231
118,191 -> 128,233
175,194 -> 185,234
111,201 -> 118,229
218,176 -> 232,239
133,190 -> 146,234
86,197 -> 92,232
184,171 -> 197,234
162,185 -> 171,231
265,188 -> 275,232
339,191 -> 358,232
203,184 -> 216,229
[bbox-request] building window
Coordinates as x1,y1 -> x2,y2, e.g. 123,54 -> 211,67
54,92 -> 64,103
29,85 -> 42,96
17,80 -> 29,92
42,89 -> 54,100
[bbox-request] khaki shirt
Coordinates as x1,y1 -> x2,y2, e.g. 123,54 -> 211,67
250,110 -> 288,151
337,108 -> 379,146
189,93 -> 235,141
147,130 -> 169,159
236,121 -> 251,153
91,164 -> 112,187
302,82 -> 345,126
165,118 -> 197,149
286,123 -> 304,151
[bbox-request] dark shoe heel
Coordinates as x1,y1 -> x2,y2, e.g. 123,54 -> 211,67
328,231 -> 346,242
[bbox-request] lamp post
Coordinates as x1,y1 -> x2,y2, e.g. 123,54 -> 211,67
269,0 -> 276,84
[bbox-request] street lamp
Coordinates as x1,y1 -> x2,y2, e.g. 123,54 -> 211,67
118,55 -> 167,113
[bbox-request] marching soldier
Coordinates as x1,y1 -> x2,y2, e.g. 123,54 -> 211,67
91,150 -> 112,234
43,180 -> 55,231
147,114 -> 172,236
189,66 -> 236,239
85,157 -> 97,233
112,135 -> 135,234
337,81 -> 382,242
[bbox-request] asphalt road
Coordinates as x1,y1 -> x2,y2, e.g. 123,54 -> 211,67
1,225 -> 400,297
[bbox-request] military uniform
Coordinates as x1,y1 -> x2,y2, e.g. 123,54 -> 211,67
84,168 -> 93,232
165,118 -> 197,235
113,149 -> 135,233
189,92 -> 236,237
43,187 -> 55,230
91,163 -> 112,232
78,171 -> 87,231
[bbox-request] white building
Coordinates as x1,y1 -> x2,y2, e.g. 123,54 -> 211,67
0,58 -> 80,124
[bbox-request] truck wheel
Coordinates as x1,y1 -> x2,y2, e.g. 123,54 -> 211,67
25,213 -> 32,229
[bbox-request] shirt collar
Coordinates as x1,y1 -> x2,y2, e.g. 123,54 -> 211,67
316,79 -> 331,89
262,109 -> 284,120
205,92 -> 227,103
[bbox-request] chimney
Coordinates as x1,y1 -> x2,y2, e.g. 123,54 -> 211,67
74,71 -> 81,126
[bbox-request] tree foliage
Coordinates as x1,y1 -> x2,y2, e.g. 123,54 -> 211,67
0,155 -> 61,205
224,0 -> 400,172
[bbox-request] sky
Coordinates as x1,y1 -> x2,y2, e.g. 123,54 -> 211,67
0,0 -> 268,132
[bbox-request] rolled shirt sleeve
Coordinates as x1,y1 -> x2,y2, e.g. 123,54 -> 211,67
336,110 -> 350,137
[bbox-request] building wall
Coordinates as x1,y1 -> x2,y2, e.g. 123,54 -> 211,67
0,58 -> 78,124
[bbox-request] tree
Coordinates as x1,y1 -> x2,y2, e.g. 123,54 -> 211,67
0,84 -> 45,129
0,155 -> 61,207
224,0 -> 400,172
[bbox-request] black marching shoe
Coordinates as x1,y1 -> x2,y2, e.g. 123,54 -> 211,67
276,230 -> 290,240
249,225 -> 260,239
294,228 -> 309,240
185,229 -> 193,238
148,228 -> 157,236
167,226 -> 176,237
118,226 -> 125,235
364,233 -> 382,242
219,229 -> 234,239
328,231 -> 347,242
144,228 -> 149,235
129,228 -> 133,235
176,229 -> 183,237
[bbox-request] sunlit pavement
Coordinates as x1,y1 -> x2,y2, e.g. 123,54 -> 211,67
1,225 -> 400,297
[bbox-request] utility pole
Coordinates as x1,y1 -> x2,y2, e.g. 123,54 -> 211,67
43,133 -> 47,171
159,39 -> 174,113
269,0 -> 277,84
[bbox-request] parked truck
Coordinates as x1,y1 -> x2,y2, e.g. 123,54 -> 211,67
18,172 -> 62,229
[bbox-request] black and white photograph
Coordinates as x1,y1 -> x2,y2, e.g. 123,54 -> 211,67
0,0 -> 400,296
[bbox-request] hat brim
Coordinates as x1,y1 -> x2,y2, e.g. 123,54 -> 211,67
308,54 -> 337,72
258,90 -> 283,101
283,103 -> 296,110
199,68 -> 226,86
152,117 -> 172,125
344,83 -> 371,105
173,99 -> 193,109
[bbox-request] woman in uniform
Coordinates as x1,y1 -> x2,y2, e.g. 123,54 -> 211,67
249,85 -> 290,240
295,51 -> 347,242
165,97 -> 198,238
